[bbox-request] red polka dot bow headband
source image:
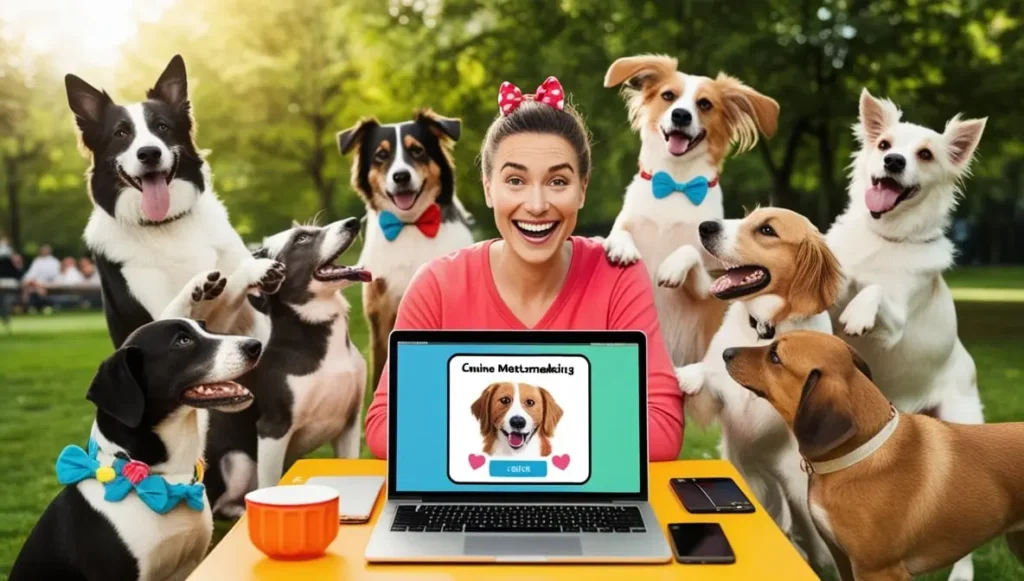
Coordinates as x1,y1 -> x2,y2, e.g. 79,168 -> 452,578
498,76 -> 565,116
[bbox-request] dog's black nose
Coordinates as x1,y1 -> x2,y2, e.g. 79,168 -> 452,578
137,146 -> 162,165
392,170 -> 411,185
699,220 -> 721,240
509,415 -> 526,430
341,217 -> 360,233
883,153 -> 906,174
241,339 -> 262,361
722,348 -> 738,363
671,108 -> 692,127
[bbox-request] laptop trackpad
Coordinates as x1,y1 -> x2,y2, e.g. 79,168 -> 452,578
464,535 -> 583,556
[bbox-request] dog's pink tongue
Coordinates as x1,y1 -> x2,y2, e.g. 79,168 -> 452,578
392,192 -> 416,211
508,432 -> 524,447
667,134 -> 691,156
865,183 -> 902,214
140,175 -> 170,222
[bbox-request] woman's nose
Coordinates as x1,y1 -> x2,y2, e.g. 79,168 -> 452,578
524,185 -> 549,214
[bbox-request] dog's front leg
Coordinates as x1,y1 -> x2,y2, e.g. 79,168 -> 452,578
853,563 -> 912,581
838,284 -> 907,349
204,258 -> 285,333
158,270 -> 227,320
256,415 -> 293,489
676,362 -> 725,427
656,244 -> 712,299
676,363 -> 707,395
603,214 -> 642,266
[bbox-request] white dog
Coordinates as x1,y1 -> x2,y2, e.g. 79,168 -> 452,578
826,88 -> 987,581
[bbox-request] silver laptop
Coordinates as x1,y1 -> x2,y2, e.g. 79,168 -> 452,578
365,330 -> 672,563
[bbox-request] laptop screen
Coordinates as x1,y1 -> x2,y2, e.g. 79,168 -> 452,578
389,331 -> 647,499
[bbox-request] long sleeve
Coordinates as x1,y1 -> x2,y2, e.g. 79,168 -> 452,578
608,262 -> 685,461
364,266 -> 443,459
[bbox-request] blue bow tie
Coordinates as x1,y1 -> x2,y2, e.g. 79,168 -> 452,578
650,171 -> 711,205
56,440 -> 205,515
377,204 -> 442,242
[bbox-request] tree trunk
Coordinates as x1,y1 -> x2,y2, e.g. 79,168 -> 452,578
306,112 -> 336,222
816,123 -> 837,230
758,117 -> 808,208
3,155 -> 21,251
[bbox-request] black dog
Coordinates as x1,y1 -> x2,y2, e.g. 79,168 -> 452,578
203,218 -> 370,518
10,319 -> 260,581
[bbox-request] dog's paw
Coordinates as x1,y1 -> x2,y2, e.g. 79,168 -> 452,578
656,245 -> 703,288
191,271 -> 226,302
947,555 -> 974,581
245,258 -> 286,294
676,364 -> 706,395
839,284 -> 882,336
603,231 -> 641,266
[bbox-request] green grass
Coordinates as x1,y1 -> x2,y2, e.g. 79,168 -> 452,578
1,268 -> 1022,579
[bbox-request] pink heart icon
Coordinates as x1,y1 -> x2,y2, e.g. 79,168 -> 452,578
468,454 -> 485,470
552,455 -> 570,470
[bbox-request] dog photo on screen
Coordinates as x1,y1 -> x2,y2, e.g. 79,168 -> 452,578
471,381 -> 563,458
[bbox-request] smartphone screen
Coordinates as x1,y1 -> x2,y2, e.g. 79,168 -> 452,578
669,523 -> 735,564
699,478 -> 754,509
671,477 -> 754,513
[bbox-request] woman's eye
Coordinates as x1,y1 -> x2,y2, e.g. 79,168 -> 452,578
550,177 -> 568,187
507,177 -> 524,186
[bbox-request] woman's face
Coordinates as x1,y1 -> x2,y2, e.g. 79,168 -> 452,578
484,133 -> 587,265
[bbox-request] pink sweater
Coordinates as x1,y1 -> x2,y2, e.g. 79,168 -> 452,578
364,236 -> 685,461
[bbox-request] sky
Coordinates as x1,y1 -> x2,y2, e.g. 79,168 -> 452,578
0,0 -> 176,75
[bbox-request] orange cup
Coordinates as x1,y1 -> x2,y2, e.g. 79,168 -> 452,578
245,484 -> 340,560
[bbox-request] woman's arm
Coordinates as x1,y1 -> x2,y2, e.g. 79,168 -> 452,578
608,263 -> 685,461
363,266 -> 443,459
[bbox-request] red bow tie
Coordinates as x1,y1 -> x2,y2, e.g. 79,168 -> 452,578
378,203 -> 442,241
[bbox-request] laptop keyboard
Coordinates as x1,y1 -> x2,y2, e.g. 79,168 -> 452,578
391,504 -> 646,533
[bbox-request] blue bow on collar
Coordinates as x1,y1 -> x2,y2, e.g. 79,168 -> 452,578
378,211 -> 407,242
651,171 -> 711,205
55,440 -> 205,515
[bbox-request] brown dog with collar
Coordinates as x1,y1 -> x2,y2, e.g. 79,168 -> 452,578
722,330 -> 1024,581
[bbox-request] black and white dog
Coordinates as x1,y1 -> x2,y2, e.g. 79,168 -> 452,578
64,54 -> 282,347
10,319 -> 260,581
203,218 -> 371,518
337,110 -> 474,390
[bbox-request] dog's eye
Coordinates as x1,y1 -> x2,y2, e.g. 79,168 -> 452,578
374,149 -> 389,162
525,399 -> 535,407
878,139 -> 891,151
917,148 -> 933,161
295,233 -> 311,244
114,129 -> 129,139
697,98 -> 713,111
408,145 -> 425,158
660,91 -> 675,102
174,334 -> 194,348
757,224 -> 777,237
769,346 -> 781,365
499,396 -> 511,405
156,123 -> 170,133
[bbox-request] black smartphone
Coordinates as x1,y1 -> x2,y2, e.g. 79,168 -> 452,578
669,522 -> 736,564
670,477 -> 755,513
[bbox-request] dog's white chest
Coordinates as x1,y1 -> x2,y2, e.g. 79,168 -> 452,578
77,480 -> 212,581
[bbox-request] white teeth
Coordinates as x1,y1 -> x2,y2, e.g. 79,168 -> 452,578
514,221 -> 556,233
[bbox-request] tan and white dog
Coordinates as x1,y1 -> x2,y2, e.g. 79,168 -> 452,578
676,207 -> 841,574
470,382 -> 563,458
724,331 -> 1024,581
601,54 -> 779,366
826,89 -> 988,580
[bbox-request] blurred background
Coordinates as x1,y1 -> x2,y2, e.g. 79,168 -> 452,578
1,1 -> 1022,579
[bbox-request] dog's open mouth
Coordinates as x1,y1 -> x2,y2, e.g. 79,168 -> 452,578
513,220 -> 560,242
314,243 -> 372,283
866,176 -> 920,218
662,129 -> 706,157
118,155 -> 180,223
502,430 -> 528,450
709,265 -> 771,300
387,183 -> 424,212
181,381 -> 253,409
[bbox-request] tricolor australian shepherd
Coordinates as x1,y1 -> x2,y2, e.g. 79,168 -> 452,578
337,110 -> 475,390
65,55 -> 280,347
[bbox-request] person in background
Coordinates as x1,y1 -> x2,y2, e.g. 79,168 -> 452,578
363,77 -> 685,461
21,244 -> 61,313
53,257 -> 84,286
0,235 -> 12,258
0,251 -> 24,322
78,256 -> 101,286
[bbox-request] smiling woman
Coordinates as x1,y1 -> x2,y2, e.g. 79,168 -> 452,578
363,77 -> 686,462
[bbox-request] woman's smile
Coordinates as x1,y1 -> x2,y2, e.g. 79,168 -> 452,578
512,219 -> 561,244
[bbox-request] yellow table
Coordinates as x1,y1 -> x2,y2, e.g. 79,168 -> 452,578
188,459 -> 817,580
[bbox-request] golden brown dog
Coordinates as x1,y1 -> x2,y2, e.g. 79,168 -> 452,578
723,330 -> 1024,581
470,382 -> 563,457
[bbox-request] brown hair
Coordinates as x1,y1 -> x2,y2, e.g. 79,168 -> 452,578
479,99 -> 592,179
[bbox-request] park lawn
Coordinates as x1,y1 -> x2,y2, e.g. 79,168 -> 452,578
1,270 -> 1022,579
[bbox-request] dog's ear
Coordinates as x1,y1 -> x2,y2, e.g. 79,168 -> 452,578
856,87 -> 902,145
845,344 -> 873,381
793,370 -> 857,460
603,54 -> 677,90
715,73 -> 780,152
415,109 -> 461,143
788,232 -> 843,318
65,74 -> 112,133
943,115 -> 987,169
337,117 -> 380,155
539,387 -> 563,437
87,346 -> 146,429
471,383 -> 498,435
148,54 -> 189,111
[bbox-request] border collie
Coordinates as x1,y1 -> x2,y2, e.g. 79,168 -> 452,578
203,217 -> 371,518
826,89 -> 987,581
65,55 -> 279,347
10,319 -> 259,581
337,109 -> 474,389
601,54 -> 779,366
